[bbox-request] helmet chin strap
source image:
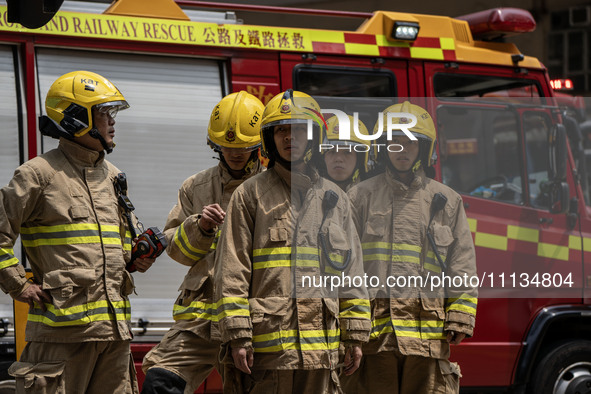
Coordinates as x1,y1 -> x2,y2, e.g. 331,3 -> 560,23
88,128 -> 114,154
387,156 -> 421,176
218,150 -> 259,177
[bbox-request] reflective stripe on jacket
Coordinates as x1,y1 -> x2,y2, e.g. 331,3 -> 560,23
165,162 -> 261,340
348,168 -> 477,359
215,163 -> 370,370
0,138 -> 134,342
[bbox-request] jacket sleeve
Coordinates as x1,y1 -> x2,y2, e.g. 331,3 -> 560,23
444,194 -> 478,336
338,193 -> 371,344
0,164 -> 42,298
164,181 -> 217,267
214,187 -> 253,344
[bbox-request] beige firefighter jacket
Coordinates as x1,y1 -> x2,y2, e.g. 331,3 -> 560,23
214,163 -> 371,371
0,138 -> 134,342
347,168 -> 478,359
164,161 -> 261,341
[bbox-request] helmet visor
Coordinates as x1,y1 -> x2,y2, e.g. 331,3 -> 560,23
220,145 -> 260,155
95,101 -> 130,119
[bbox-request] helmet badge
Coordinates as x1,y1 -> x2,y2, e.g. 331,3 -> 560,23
280,104 -> 291,114
225,129 -> 236,142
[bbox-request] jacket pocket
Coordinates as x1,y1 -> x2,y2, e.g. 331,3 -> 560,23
120,269 -> 135,297
9,361 -> 66,393
69,206 -> 89,219
269,227 -> 289,243
323,298 -> 340,331
433,224 -> 454,250
42,268 -> 95,310
437,359 -> 461,394
365,212 -> 387,237
421,297 -> 446,320
178,260 -> 209,293
249,297 -> 288,340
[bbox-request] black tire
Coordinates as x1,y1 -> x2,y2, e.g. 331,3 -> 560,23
0,380 -> 14,394
528,340 -> 591,394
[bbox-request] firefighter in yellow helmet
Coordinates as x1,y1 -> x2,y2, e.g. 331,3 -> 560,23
215,89 -> 371,393
40,70 -> 129,154
320,115 -> 372,190
341,101 -> 478,394
1,71 -> 155,393
141,91 -> 264,394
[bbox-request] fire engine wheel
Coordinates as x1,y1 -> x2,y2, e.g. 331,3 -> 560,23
0,379 -> 15,393
528,340 -> 591,394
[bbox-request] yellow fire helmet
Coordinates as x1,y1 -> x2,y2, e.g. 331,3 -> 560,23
260,89 -> 326,166
43,70 -> 129,138
374,101 -> 437,167
207,91 -> 264,152
322,114 -> 372,173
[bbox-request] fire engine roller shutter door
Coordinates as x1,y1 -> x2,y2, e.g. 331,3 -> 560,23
36,48 -> 222,328
0,45 -> 22,324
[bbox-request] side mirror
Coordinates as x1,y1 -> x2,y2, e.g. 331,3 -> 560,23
6,0 -> 64,29
549,181 -> 570,214
548,124 -> 568,182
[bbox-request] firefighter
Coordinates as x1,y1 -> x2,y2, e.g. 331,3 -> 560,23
214,90 -> 371,393
0,70 -> 155,393
319,115 -> 372,190
141,91 -> 265,394
341,102 -> 478,394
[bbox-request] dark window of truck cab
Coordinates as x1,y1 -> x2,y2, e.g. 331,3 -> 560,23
294,66 -> 396,97
293,65 -> 397,133
434,74 -> 542,98
438,105 -> 524,205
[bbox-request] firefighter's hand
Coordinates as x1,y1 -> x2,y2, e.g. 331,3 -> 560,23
446,330 -> 466,345
199,204 -> 225,232
343,345 -> 362,376
15,283 -> 51,312
134,257 -> 155,273
232,346 -> 253,374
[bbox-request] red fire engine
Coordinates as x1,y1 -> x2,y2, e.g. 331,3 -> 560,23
1,1 -> 589,393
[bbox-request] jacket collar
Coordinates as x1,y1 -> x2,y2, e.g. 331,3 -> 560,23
385,166 -> 425,192
217,159 -> 262,184
58,138 -> 105,167
274,162 -> 319,191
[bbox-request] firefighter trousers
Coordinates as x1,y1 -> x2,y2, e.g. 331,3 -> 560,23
141,329 -> 221,394
340,351 -> 461,394
223,366 -> 343,394
9,340 -> 137,394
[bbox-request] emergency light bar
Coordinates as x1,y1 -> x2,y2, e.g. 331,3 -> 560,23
457,7 -> 536,41
392,21 -> 420,41
550,79 -> 574,91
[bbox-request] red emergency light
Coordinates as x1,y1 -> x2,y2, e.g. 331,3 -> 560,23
457,8 -> 536,41
550,79 -> 574,91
